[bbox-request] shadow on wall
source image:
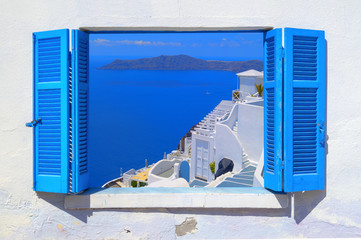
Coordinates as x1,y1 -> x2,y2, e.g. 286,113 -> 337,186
37,189 -> 292,224
293,39 -> 328,224
37,192 -> 92,223
294,190 -> 326,224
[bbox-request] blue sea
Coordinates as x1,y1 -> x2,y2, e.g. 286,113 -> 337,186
88,57 -> 238,187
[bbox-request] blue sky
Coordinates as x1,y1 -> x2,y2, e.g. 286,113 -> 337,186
90,32 -> 263,61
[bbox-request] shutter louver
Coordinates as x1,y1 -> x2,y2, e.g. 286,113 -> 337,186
33,29 -> 70,193
284,28 -> 325,192
71,30 -> 90,193
264,28 -> 283,192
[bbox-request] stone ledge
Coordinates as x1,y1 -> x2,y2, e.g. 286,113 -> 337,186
65,187 -> 288,209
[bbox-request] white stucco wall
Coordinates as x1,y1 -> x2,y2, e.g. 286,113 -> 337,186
215,123 -> 243,173
1,0 -> 361,238
237,102 -> 264,164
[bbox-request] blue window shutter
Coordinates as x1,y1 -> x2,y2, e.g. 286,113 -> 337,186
33,29 -> 70,193
264,28 -> 283,191
71,30 -> 89,193
284,28 -> 325,192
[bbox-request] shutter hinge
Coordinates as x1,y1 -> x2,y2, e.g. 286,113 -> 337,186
281,48 -> 285,58
280,157 -> 285,169
68,51 -> 71,64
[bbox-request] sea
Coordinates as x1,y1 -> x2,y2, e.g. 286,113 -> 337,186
89,56 -> 243,187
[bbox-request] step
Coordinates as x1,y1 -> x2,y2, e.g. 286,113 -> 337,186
190,179 -> 208,187
242,166 -> 256,172
235,171 -> 256,175
232,175 -> 254,181
224,177 -> 253,185
216,181 -> 253,188
234,171 -> 255,177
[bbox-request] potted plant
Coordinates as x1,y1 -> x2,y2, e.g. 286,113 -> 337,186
255,83 -> 264,97
209,161 -> 216,179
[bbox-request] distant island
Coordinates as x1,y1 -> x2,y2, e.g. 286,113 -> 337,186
98,55 -> 263,73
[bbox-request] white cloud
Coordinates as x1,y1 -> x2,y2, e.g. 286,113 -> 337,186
91,38 -> 182,47
92,38 -> 113,46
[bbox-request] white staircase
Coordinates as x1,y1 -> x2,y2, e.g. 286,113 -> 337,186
192,101 -> 234,135
242,152 -> 250,168
232,121 -> 238,132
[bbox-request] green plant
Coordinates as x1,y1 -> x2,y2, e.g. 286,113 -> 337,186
131,180 -> 138,188
209,161 -> 215,175
255,83 -> 264,97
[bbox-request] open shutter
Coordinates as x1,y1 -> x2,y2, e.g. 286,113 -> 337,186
283,28 -> 325,192
71,30 -> 90,193
264,28 -> 283,191
33,29 -> 70,193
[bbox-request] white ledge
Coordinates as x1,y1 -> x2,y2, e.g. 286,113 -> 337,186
65,188 -> 288,209
79,26 -> 273,33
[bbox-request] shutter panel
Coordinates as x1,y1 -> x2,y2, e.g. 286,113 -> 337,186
264,28 -> 283,191
33,29 -> 70,193
71,30 -> 90,193
283,28 -> 325,192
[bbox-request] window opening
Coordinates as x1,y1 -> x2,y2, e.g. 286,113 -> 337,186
88,31 -> 265,189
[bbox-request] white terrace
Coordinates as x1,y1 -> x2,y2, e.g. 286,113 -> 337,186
192,100 -> 234,137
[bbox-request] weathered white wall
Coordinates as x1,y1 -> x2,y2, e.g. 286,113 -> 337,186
1,0 -> 361,238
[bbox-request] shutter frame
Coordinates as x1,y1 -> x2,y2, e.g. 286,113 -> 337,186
71,30 -> 90,193
33,29 -> 70,193
283,28 -> 326,192
263,28 -> 283,192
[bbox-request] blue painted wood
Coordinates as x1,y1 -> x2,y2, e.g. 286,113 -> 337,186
33,29 -> 69,193
71,30 -> 90,193
179,161 -> 190,182
263,28 -> 283,192
284,28 -> 325,192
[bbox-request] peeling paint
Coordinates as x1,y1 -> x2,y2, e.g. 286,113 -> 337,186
175,217 -> 198,236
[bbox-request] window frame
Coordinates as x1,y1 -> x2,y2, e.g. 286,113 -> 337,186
64,26 -> 290,209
